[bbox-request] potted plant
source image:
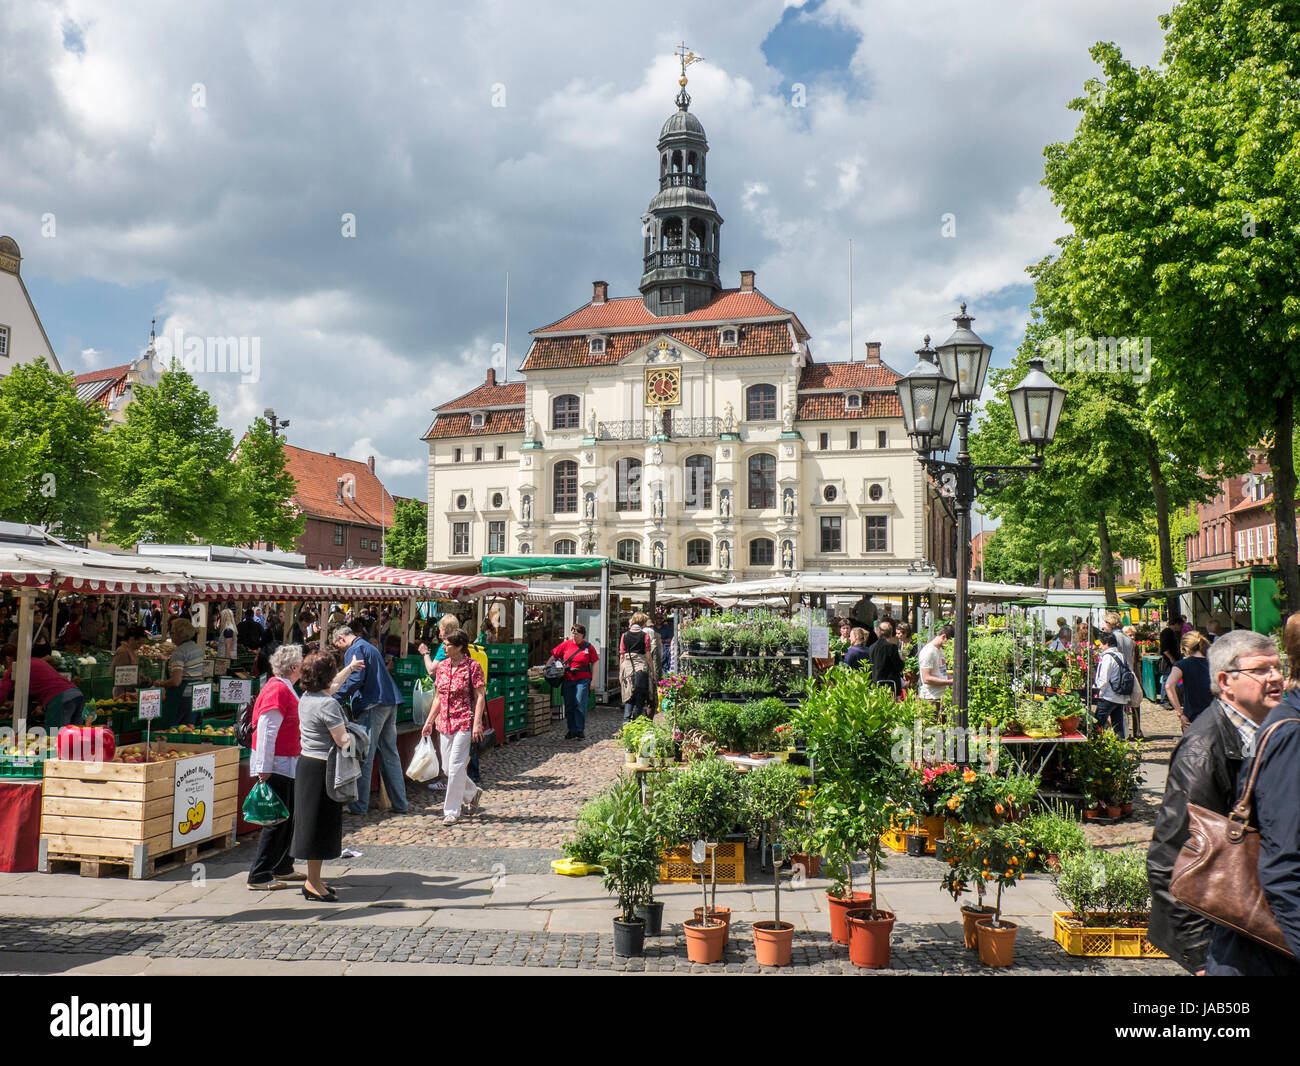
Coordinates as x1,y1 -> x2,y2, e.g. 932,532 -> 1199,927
699,621 -> 722,655
1017,696 -> 1061,738
946,823 -> 1032,966
742,761 -> 810,966
619,717 -> 657,767
681,622 -> 706,656
1021,803 -> 1088,871
1051,847 -> 1157,955
596,775 -> 664,957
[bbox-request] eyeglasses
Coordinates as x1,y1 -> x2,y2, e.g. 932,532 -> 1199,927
1225,666 -> 1284,681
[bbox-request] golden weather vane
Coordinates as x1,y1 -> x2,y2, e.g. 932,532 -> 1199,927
675,41 -> 704,87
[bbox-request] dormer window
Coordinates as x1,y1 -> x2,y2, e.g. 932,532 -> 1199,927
845,393 -> 862,410
471,411 -> 486,428
589,336 -> 606,355
719,327 -> 738,347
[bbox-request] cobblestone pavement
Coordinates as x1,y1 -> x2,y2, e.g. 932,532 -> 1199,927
0,915 -> 1180,974
341,706 -> 625,850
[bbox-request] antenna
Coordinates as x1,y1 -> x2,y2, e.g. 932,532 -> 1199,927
503,271 -> 510,383
848,238 -> 854,362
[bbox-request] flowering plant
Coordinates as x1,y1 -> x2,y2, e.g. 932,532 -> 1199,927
940,822 -> 1033,925
940,767 -> 1017,826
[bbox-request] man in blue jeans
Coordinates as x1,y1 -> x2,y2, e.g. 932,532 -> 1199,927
332,625 -> 409,815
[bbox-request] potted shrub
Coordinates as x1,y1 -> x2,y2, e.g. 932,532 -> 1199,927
940,823 -> 995,947
947,823 -> 1032,966
742,761 -> 810,966
699,621 -> 722,655
619,717 -> 657,767
596,776 -> 664,957
1021,804 -> 1088,871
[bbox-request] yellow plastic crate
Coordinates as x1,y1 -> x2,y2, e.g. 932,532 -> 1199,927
1052,912 -> 1168,959
658,841 -> 745,884
880,829 -> 908,853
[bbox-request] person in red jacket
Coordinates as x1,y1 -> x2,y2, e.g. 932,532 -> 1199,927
247,645 -> 305,890
0,644 -> 85,726
550,624 -> 599,740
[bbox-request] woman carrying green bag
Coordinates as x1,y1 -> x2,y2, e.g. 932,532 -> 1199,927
246,645 -> 305,891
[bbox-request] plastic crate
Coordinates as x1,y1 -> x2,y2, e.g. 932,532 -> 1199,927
486,679 -> 506,699
485,643 -> 528,672
658,841 -> 746,885
1052,912 -> 1168,958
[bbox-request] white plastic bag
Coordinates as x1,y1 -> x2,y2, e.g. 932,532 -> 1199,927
412,676 -> 435,728
405,736 -> 440,782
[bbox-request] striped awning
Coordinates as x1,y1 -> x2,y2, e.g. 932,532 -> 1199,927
321,566 -> 527,601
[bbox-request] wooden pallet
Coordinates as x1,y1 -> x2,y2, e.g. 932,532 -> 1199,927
42,824 -> 238,880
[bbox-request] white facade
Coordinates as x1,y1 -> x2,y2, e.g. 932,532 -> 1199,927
0,237 -> 61,377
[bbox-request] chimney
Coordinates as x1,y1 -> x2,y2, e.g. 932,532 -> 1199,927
739,270 -> 755,293
864,341 -> 881,364
592,280 -> 608,304
328,452 -> 336,457
367,455 -> 376,474
485,367 -> 496,387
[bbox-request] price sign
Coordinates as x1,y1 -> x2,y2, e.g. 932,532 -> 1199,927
138,688 -> 164,721
201,659 -> 215,678
114,664 -> 139,687
808,625 -> 830,659
191,683 -> 213,713
219,678 -> 253,705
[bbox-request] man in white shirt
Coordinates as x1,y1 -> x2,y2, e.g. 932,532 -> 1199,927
919,625 -> 954,710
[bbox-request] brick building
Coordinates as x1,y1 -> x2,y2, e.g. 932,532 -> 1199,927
281,445 -> 396,569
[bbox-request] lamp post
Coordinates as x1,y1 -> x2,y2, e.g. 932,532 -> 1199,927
262,408 -> 290,552
895,304 -> 1065,733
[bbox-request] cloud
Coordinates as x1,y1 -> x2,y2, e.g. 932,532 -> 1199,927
79,346 -> 101,368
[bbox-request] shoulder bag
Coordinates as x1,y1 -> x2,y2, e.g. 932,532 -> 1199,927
1169,716 -> 1300,958
543,645 -> 579,687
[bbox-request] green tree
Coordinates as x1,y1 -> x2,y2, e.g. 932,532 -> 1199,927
228,417 -> 304,550
104,362 -> 239,546
1041,2 -> 1300,609
0,357 -> 110,540
385,497 -> 427,570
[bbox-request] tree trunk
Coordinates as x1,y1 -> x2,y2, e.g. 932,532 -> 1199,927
1269,387 -> 1300,614
1097,511 -> 1119,607
1072,549 -> 1082,590
1143,437 -> 1180,618
1037,551 -> 1045,588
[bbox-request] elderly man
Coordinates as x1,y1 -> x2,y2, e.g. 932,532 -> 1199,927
1147,629 -> 1284,973
333,625 -> 409,816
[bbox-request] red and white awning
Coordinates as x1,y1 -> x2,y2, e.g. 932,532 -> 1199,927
321,566 -> 528,601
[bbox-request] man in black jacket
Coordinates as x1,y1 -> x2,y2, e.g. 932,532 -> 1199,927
236,608 -> 263,654
867,620 -> 904,696
1147,629 -> 1282,972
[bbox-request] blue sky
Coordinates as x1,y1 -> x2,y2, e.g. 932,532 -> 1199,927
3,1 -> 1170,499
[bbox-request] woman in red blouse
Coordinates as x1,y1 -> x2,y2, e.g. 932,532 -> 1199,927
420,631 -> 486,826
550,623 -> 599,740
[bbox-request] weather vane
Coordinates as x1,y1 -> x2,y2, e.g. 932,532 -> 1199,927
674,41 -> 704,108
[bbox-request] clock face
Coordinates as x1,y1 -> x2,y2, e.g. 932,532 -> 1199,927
645,366 -> 682,406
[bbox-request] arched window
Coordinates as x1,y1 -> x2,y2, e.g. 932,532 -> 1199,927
616,457 -> 642,512
554,539 -> 577,555
671,149 -> 683,173
553,460 -> 578,514
616,539 -> 641,564
686,539 -> 711,567
687,151 -> 697,174
661,218 -> 682,250
748,453 -> 776,510
749,538 -> 775,567
746,384 -> 777,421
684,455 -> 712,510
553,394 -> 580,430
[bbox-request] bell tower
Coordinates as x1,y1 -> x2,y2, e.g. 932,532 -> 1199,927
638,44 -> 724,317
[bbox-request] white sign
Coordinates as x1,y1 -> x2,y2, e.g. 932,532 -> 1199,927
172,753 -> 216,848
219,678 -> 253,705
808,625 -> 830,659
191,683 -> 213,713
114,664 -> 139,687
200,658 -> 215,678
138,688 -> 163,721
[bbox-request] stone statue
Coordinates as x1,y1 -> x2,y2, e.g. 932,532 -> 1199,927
653,490 -> 664,520
722,402 -> 736,434
719,541 -> 731,570
584,493 -> 596,520
782,400 -> 794,431
782,541 -> 794,570
527,417 -> 538,441
588,408 -> 598,437
650,443 -> 663,465
652,542 -> 664,568
719,490 -> 731,518
783,490 -> 795,518
521,494 -> 532,521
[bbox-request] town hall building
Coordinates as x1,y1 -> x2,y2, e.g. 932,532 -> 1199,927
423,76 -> 928,578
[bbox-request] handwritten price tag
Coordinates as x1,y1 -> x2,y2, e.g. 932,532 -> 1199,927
219,678 -> 252,705
191,683 -> 213,712
114,664 -> 139,687
138,689 -> 163,721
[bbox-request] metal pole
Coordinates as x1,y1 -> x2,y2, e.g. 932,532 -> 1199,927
954,410 -> 973,733
13,592 -> 34,739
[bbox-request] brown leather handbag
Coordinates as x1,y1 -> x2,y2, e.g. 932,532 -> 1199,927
1170,716 -> 1300,958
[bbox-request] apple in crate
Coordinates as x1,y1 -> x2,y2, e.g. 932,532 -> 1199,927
56,726 -> 116,763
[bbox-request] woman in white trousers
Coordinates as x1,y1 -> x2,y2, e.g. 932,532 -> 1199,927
420,630 -> 486,826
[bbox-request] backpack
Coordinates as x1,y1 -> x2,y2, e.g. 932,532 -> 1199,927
1106,649 -> 1136,697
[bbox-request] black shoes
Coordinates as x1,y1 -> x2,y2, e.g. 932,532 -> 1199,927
564,731 -> 575,739
302,886 -> 338,902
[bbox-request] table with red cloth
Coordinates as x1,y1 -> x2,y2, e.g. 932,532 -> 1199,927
0,780 -> 43,872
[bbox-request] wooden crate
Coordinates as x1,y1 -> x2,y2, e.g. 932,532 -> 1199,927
527,698 -> 552,736
40,742 -> 241,879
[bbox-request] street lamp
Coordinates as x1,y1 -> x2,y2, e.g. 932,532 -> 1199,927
264,407 -> 290,440
895,304 -> 1065,735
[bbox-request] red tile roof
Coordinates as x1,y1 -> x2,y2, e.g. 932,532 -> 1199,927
532,289 -> 797,335
1228,494 -> 1275,515
73,364 -> 131,408
436,380 -> 526,411
74,364 -> 132,383
798,362 -> 899,390
281,444 -> 396,528
523,321 -> 795,371
796,392 -> 902,420
423,408 -> 525,440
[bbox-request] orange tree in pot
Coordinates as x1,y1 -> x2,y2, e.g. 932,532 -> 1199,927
741,760 -> 811,967
943,822 -> 1033,966
788,666 -> 920,952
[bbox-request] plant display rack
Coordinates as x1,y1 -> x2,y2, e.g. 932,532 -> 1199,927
1052,911 -> 1167,959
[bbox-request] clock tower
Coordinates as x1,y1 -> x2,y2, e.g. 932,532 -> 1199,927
638,46 -> 723,317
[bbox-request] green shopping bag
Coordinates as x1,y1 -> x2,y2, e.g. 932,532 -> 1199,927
242,779 -> 290,826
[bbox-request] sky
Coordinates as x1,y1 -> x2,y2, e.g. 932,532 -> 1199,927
2,0 -> 1171,501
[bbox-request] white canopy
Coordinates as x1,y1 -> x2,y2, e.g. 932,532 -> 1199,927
687,572 -> 1047,603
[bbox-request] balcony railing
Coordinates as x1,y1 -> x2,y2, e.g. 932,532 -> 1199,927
659,172 -> 706,191
642,250 -> 719,274
597,417 -> 721,441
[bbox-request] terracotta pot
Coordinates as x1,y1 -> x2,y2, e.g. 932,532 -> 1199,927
790,852 -> 821,878
1105,804 -> 1122,819
827,891 -> 872,945
692,906 -> 731,946
1120,802 -> 1133,816
846,908 -> 896,969
752,920 -> 795,967
1083,807 -> 1103,821
684,918 -> 727,963
1057,715 -> 1080,734
960,904 -> 997,949
976,918 -> 1018,967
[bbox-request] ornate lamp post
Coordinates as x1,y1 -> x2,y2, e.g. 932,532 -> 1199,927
895,304 -> 1065,731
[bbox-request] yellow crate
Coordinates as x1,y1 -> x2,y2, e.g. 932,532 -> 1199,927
880,829 -> 908,853
658,841 -> 745,884
1052,912 -> 1168,959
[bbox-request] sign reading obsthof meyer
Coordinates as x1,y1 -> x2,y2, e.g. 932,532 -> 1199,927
172,753 -> 216,848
